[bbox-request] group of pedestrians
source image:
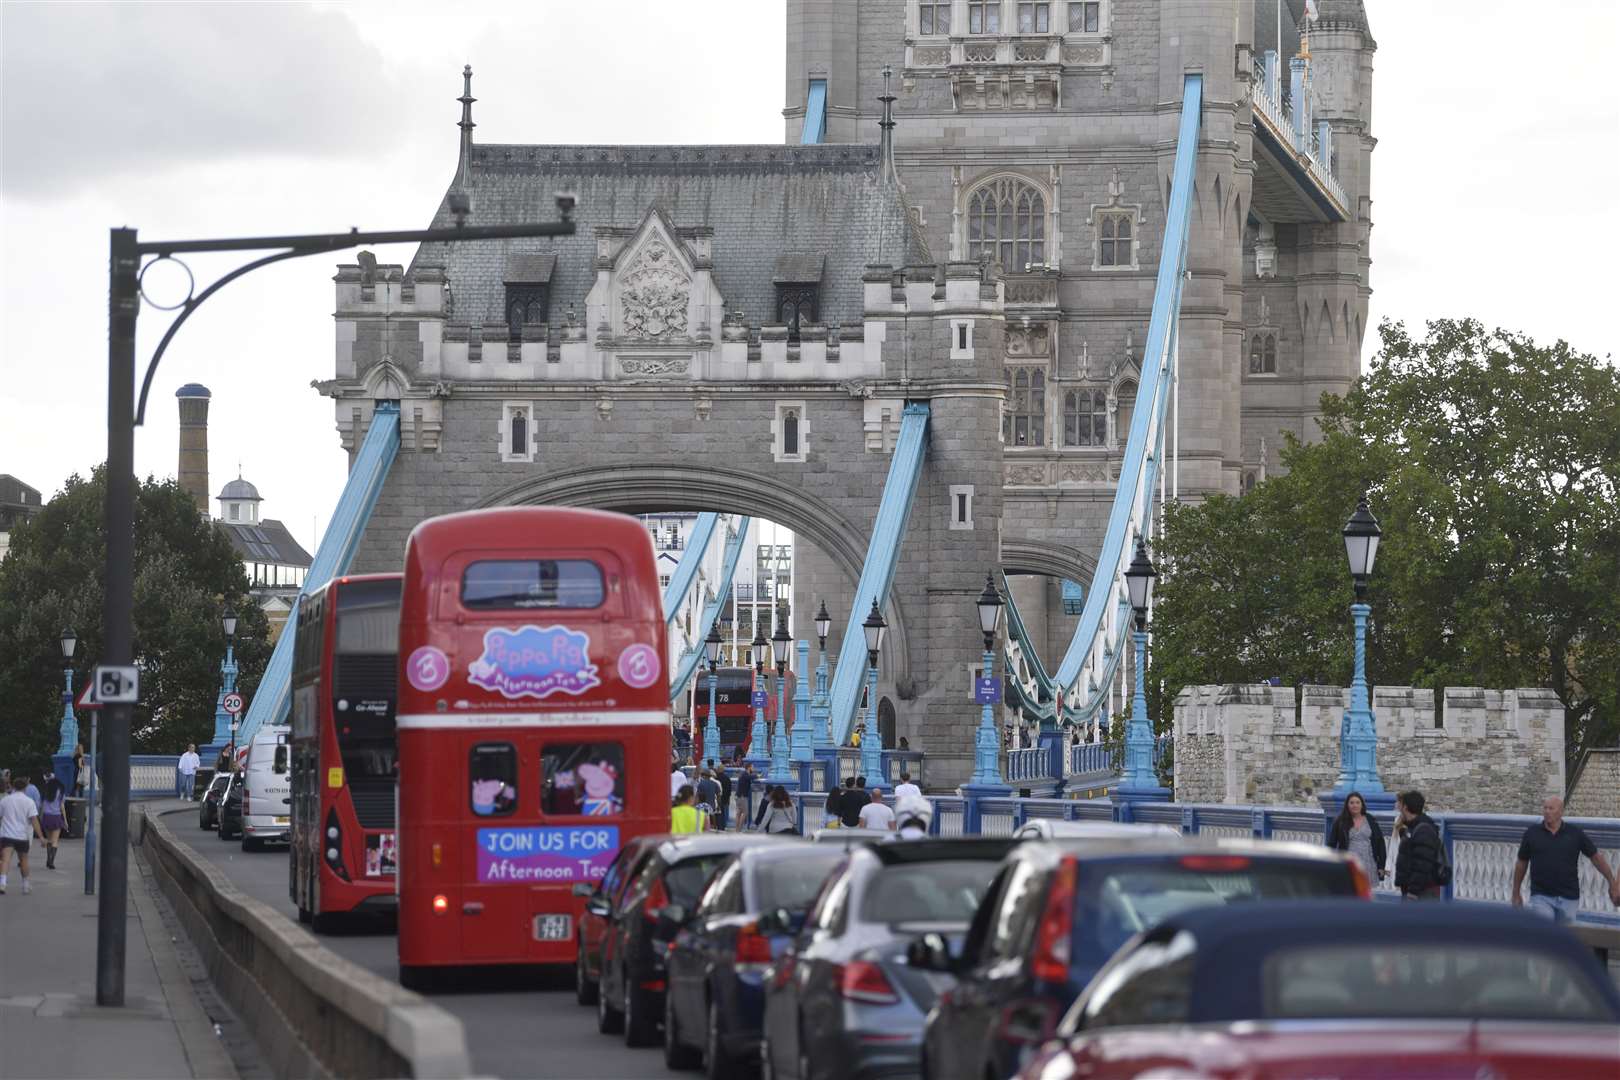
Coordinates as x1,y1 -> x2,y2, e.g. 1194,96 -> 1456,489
1327,787 -> 1619,920
0,767 -> 70,894
668,759 -> 803,835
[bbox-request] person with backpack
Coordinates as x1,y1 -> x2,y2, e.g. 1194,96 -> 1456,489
1394,789 -> 1447,900
758,786 -> 799,835
694,769 -> 721,822
708,760 -> 732,830
735,763 -> 755,830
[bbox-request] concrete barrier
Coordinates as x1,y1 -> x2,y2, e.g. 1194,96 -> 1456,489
132,806 -> 472,1079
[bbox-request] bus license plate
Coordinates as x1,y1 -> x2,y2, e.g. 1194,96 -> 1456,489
533,914 -> 572,941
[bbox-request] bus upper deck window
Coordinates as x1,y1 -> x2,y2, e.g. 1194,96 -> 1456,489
462,559 -> 606,610
543,743 -> 625,817
470,743 -> 518,817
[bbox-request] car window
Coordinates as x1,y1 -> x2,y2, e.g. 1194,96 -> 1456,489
959,866 -> 1010,965
987,859 -> 1045,961
753,851 -> 847,915
1077,929 -> 1196,1030
699,861 -> 744,916
859,860 -> 1001,925
611,849 -> 654,904
1264,944 -> 1612,1023
596,842 -> 638,900
812,873 -> 852,934
665,854 -> 729,908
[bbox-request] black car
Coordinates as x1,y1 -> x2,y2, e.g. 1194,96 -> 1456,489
663,843 -> 851,1078
216,773 -> 245,841
761,838 -> 1017,1080
574,834 -> 664,1006
198,772 -> 231,830
596,833 -> 794,1047
917,838 -> 1370,1080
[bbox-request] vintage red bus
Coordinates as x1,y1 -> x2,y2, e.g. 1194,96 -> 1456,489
395,507 -> 670,984
288,573 -> 403,928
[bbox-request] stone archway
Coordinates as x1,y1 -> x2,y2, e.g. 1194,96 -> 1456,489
1001,537 -> 1096,582
478,463 -> 915,691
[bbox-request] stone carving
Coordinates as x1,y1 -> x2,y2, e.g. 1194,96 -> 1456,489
1006,323 -> 1051,358
595,397 -> 614,422
618,355 -> 691,378
1005,280 -> 1056,306
1058,462 -> 1111,485
913,46 -> 949,67
965,43 -> 997,63
1005,462 -> 1048,486
1063,45 -> 1105,65
694,395 -> 712,421
1014,43 -> 1049,62
620,235 -> 691,339
839,379 -> 873,399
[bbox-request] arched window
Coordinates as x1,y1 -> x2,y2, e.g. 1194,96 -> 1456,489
1263,335 -> 1277,373
1099,212 -> 1133,267
1115,379 -> 1137,444
1063,389 -> 1108,446
1004,367 -> 1047,446
510,408 -> 528,457
1249,336 -> 1263,372
783,409 -> 800,456
1249,333 -> 1277,374
968,177 -> 1046,270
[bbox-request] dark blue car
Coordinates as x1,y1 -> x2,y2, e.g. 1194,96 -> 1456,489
661,843 -> 850,1078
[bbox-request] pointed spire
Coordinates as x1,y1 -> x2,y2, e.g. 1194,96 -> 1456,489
877,64 -> 898,184
455,64 -> 477,194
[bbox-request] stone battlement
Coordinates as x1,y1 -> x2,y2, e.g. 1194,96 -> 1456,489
1173,684 -> 1565,814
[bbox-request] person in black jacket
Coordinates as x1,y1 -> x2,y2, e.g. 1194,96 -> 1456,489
839,777 -> 867,828
707,759 -> 732,830
1327,791 -> 1387,884
1393,789 -> 1444,899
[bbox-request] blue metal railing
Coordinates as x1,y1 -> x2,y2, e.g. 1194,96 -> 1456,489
826,404 -> 930,746
661,512 -> 718,624
237,403 -> 401,744
669,517 -> 752,703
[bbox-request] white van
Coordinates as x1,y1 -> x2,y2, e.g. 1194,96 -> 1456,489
240,726 -> 293,851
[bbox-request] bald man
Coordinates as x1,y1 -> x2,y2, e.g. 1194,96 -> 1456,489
1511,796 -> 1620,922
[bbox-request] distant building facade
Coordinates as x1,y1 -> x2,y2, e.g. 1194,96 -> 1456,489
0,474 -> 44,564
215,475 -> 312,641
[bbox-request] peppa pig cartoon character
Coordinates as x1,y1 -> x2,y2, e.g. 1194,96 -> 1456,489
472,778 -> 504,816
577,761 -> 623,816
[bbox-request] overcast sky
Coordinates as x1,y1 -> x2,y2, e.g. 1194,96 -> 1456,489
3,1 -> 1615,553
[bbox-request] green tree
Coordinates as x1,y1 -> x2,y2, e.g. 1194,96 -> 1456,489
0,468 -> 273,768
1150,319 -> 1619,795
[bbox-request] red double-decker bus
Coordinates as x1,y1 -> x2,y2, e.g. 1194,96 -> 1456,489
689,667 -> 795,763
395,507 -> 670,985
289,573 -> 403,928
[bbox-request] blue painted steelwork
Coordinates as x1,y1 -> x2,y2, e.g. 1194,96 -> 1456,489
825,404 -> 930,746
1049,76 -> 1203,729
790,639 -> 814,763
800,79 -> 827,144
667,516 -> 753,703
968,646 -> 1004,786
207,636 -> 239,748
237,403 -> 400,744
769,664 -> 793,785
860,659 -> 884,782
56,667 -> 78,755
1117,627 -> 1164,792
660,512 -> 718,624
1335,602 -> 1385,793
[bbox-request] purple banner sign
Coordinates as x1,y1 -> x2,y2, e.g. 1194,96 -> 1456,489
476,825 -> 620,884
468,624 -> 601,700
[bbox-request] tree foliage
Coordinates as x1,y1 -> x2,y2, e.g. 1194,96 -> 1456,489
0,468 -> 272,769
1150,319 -> 1619,795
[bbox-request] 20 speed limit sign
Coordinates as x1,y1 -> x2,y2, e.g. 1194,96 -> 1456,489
223,693 -> 244,715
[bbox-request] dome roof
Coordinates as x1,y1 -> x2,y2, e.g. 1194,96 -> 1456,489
218,477 -> 261,502
175,383 -> 212,399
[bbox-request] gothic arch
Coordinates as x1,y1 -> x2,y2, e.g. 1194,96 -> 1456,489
477,462 -> 914,690
961,171 -> 1052,271
1001,538 -> 1097,581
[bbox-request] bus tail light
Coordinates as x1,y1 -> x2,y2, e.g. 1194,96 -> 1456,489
324,810 -> 351,881
1029,856 -> 1077,984
432,894 -> 449,914
735,922 -> 773,967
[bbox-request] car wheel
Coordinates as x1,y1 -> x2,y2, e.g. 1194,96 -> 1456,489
575,941 -> 599,1006
597,970 -> 625,1034
705,998 -> 740,1080
624,968 -> 658,1047
664,986 -> 700,1069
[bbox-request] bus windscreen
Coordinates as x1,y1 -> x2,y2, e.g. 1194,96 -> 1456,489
461,559 -> 605,609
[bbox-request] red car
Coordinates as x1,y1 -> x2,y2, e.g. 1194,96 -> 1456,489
1023,901 -> 1620,1080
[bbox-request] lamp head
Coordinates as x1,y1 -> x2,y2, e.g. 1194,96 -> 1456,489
862,598 -> 888,661
771,614 -> 792,670
222,608 -> 238,639
1342,494 -> 1382,597
60,627 -> 78,663
814,600 -> 831,648
704,624 -> 723,669
751,625 -> 768,671
1124,538 -> 1157,627
975,573 -> 1003,649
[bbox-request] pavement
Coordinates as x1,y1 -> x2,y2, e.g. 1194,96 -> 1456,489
0,807 -> 238,1080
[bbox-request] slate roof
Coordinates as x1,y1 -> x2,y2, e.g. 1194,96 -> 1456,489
504,252 -> 556,283
219,518 -> 311,568
773,252 -> 825,284
409,143 -> 929,330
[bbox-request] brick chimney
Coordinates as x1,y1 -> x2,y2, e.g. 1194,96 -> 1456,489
175,383 -> 211,514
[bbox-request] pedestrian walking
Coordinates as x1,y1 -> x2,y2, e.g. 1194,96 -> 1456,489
73,745 -> 90,796
670,761 -> 689,799
177,743 -> 201,800
1327,791 -> 1387,885
1393,790 -> 1446,900
694,769 -> 721,821
709,760 -> 732,831
23,774 -> 42,815
839,776 -> 867,828
857,787 -> 895,831
215,743 -> 236,775
38,772 -> 66,870
735,763 -> 755,829
893,771 -> 921,804
1,774 -> 45,894
758,786 -> 799,835
1512,795 -> 1620,921
670,784 -> 707,834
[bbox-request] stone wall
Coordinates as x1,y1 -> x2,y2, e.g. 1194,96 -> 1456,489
1173,685 -> 1566,814
1569,749 -> 1620,818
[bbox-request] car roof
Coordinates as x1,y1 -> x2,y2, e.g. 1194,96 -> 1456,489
1169,898 -> 1592,943
656,832 -> 795,860
740,843 -> 849,868
859,837 -> 1020,865
1033,835 -> 1348,863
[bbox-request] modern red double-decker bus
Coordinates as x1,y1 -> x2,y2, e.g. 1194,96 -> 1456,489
689,667 -> 796,763
395,507 -> 670,985
288,573 -> 403,928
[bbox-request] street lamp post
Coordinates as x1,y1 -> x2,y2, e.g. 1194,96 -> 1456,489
968,576 -> 1006,787
1114,540 -> 1170,807
703,625 -> 723,770
768,616 -> 794,784
211,608 -> 239,749
745,626 -> 770,770
859,600 -> 887,783
57,627 -> 80,755
810,601 -> 833,753
1335,495 -> 1386,795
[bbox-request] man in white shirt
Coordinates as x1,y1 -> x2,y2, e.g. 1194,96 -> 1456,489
857,788 -> 896,831
670,764 -> 690,799
893,771 -> 921,804
1,775 -> 45,895
177,743 -> 202,800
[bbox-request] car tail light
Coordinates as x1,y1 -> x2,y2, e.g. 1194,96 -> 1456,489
242,789 -> 250,815
432,894 -> 448,914
1178,855 -> 1252,872
735,922 -> 773,966
836,961 -> 899,1005
1347,857 -> 1373,899
1030,856 -> 1078,984
643,876 -> 671,921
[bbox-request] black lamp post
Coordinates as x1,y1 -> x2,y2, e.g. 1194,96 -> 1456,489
1119,539 -> 1160,789
859,600 -> 888,778
701,624 -> 724,766
747,624 -> 770,766
811,601 -> 833,752
768,614 -> 794,782
1335,495 -> 1385,793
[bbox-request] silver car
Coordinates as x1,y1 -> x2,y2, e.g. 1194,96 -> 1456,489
760,838 -> 1017,1080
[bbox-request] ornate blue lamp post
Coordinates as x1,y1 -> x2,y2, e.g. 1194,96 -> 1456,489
745,624 -> 770,770
1335,496 -> 1386,794
214,608 -> 239,752
57,627 -> 79,755
702,624 -> 723,768
768,615 -> 794,784
789,638 -> 814,765
967,576 -> 1006,787
858,600 -> 887,782
810,601 -> 833,752
1114,540 -> 1170,807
